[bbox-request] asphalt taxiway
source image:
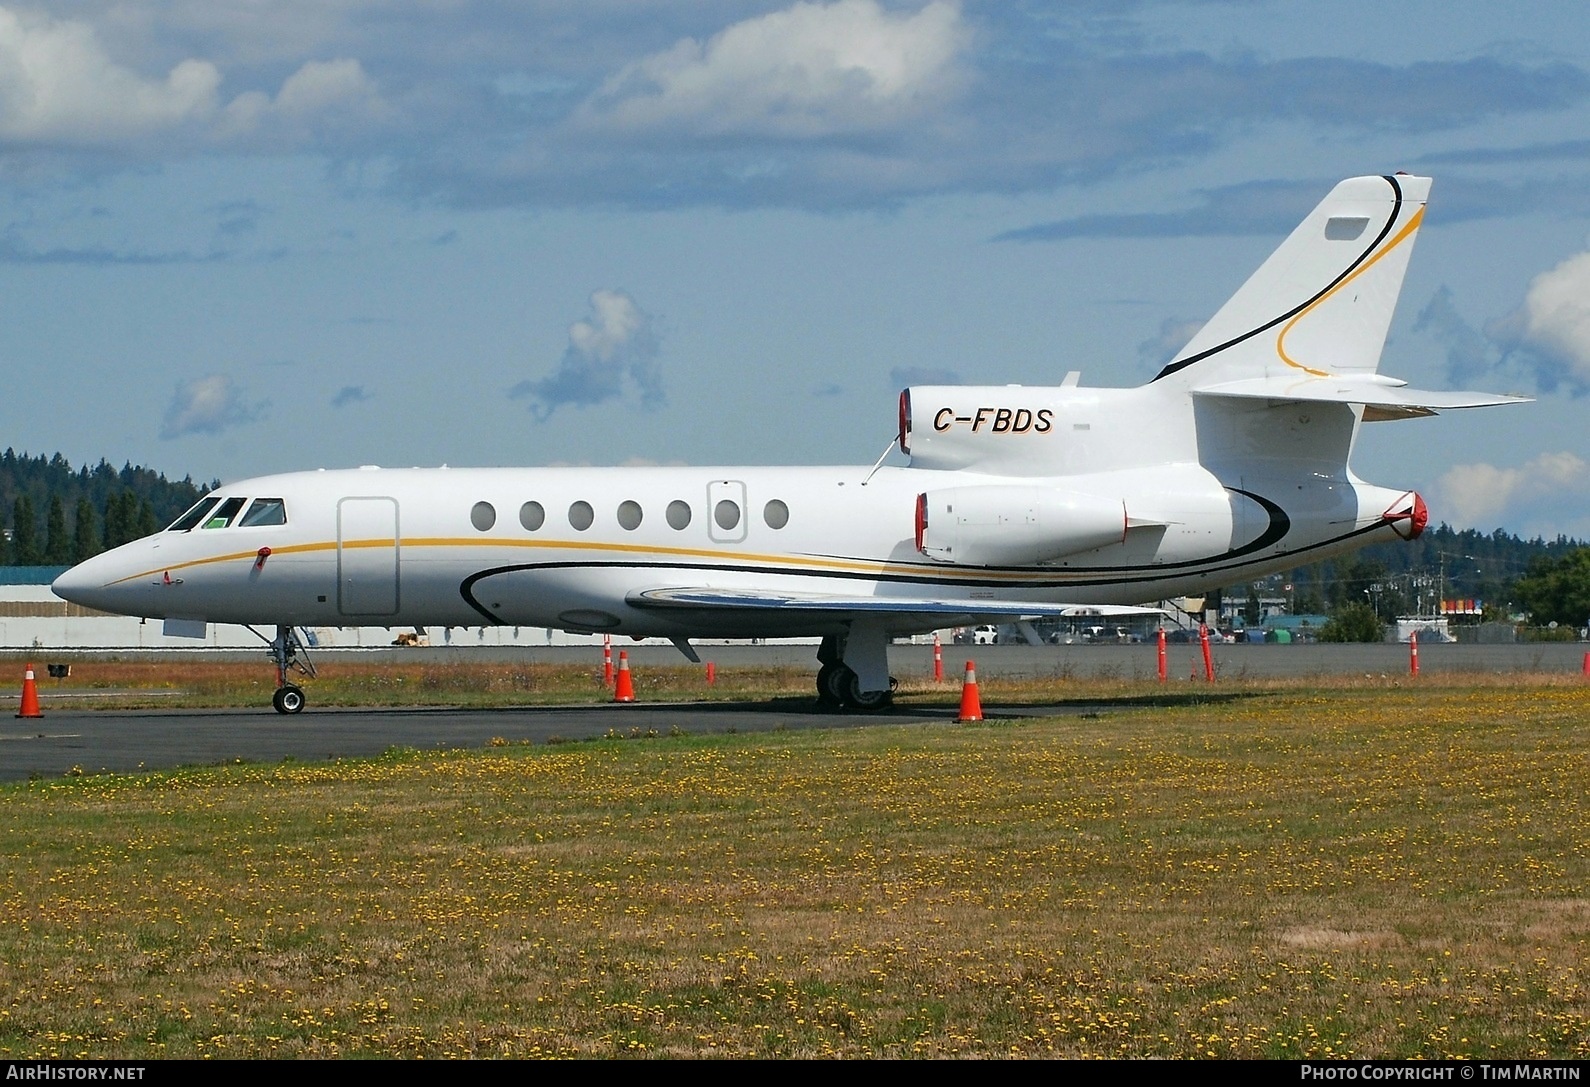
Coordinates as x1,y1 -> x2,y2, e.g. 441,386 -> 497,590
3,641 -> 1585,781
0,698 -> 1091,782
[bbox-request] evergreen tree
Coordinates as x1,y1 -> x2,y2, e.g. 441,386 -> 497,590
104,491 -> 140,549
135,499 -> 159,540
102,493 -> 125,550
11,495 -> 38,565
44,495 -> 69,564
73,498 -> 100,562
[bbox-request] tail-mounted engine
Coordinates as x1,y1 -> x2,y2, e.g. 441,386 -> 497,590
915,486 -> 1127,566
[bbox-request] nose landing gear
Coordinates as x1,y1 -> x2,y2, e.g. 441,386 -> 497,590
248,624 -> 317,714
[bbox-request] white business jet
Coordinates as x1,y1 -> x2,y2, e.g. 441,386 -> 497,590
53,174 -> 1525,713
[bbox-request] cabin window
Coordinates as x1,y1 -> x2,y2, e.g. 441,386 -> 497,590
239,498 -> 287,527
666,500 -> 691,530
202,496 -> 248,529
714,499 -> 741,532
168,497 -> 220,532
569,500 -> 594,531
617,500 -> 643,530
471,501 -> 496,531
763,499 -> 789,529
519,501 -> 545,531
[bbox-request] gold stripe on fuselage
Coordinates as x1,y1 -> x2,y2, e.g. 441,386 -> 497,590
107,534 -> 1143,590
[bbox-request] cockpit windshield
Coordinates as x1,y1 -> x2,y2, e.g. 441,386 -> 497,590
167,497 -> 220,532
201,497 -> 248,529
168,496 -> 289,532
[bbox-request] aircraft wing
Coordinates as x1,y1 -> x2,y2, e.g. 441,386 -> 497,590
627,587 -> 1162,624
1194,375 -> 1529,419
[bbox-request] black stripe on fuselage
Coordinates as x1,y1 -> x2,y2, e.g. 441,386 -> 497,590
1150,175 -> 1403,383
456,489 -> 1379,624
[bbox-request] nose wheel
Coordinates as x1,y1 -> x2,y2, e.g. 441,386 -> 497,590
272,684 -> 306,714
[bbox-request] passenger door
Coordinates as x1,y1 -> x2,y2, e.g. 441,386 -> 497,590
337,497 -> 400,616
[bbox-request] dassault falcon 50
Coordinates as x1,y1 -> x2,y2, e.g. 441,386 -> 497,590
53,174 -> 1525,713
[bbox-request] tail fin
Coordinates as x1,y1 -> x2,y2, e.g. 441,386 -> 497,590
1153,174 -> 1429,389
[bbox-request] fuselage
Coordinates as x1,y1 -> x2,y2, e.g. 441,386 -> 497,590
52,454 -> 1417,638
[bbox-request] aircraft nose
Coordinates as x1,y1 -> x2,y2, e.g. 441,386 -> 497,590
52,555 -> 120,611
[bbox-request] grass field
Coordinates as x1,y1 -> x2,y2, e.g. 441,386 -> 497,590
0,674 -> 1585,1058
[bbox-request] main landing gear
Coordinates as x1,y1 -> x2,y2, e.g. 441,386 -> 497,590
816,633 -> 897,711
248,624 -> 318,714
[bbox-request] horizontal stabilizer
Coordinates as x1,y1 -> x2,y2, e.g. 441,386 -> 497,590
1193,374 -> 1529,419
628,587 -> 1161,624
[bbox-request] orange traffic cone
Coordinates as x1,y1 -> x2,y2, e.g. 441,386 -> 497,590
16,662 -> 42,719
956,659 -> 983,722
613,650 -> 636,703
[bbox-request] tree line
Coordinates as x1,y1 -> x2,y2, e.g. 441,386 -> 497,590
1228,525 -> 1583,618
0,450 -> 213,566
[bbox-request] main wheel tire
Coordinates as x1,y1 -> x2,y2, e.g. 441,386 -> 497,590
272,684 -> 306,715
840,671 -> 893,711
816,662 -> 846,706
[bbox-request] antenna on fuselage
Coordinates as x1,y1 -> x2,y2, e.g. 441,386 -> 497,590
861,438 -> 897,485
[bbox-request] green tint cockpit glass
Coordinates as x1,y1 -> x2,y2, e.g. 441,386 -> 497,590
202,497 -> 248,529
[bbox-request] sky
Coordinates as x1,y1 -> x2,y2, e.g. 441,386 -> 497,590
2,0 -> 1589,539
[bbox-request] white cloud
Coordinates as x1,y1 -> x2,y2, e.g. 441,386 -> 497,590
1432,451 -> 1590,529
221,57 -> 384,136
509,289 -> 663,419
0,6 -> 382,149
160,374 -> 263,439
581,0 -> 967,138
0,6 -> 220,143
1486,251 -> 1590,391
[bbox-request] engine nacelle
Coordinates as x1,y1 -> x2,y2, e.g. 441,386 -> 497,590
899,386 -> 1065,470
915,486 -> 1127,566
